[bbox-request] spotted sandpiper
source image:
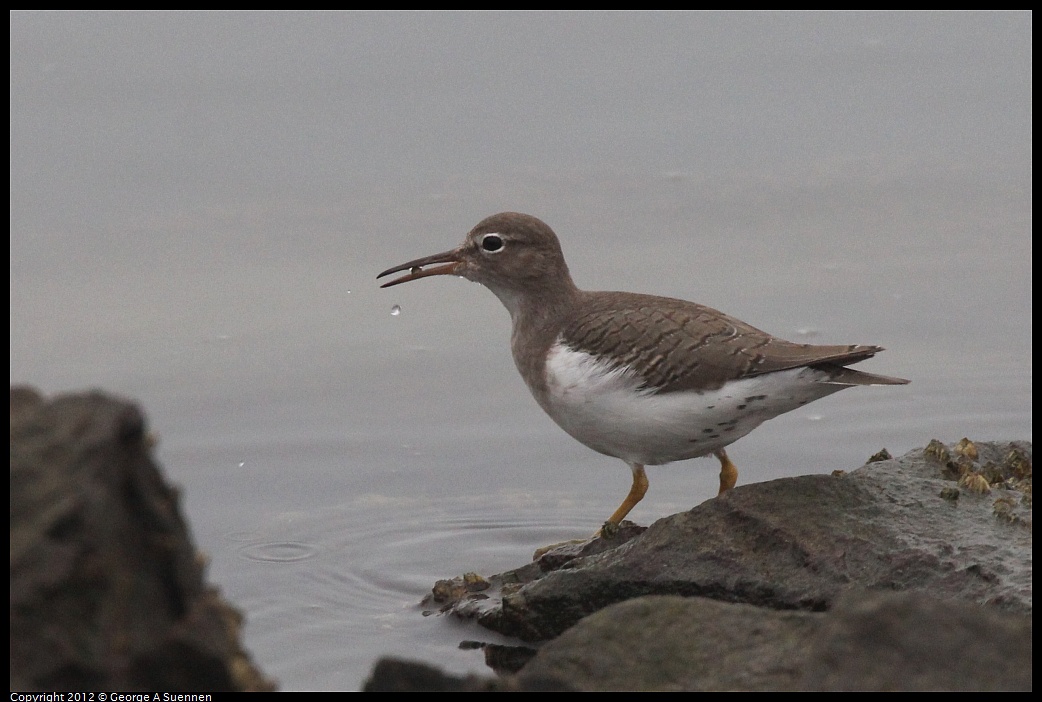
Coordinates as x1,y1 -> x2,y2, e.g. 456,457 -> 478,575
378,212 -> 909,529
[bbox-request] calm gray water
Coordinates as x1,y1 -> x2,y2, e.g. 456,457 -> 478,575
10,11 -> 1031,690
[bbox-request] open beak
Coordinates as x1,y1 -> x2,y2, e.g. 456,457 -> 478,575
376,248 -> 463,288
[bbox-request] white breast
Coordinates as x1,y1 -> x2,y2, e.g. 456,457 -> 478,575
539,339 -> 844,466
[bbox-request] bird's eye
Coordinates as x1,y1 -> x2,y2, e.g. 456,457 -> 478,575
481,233 -> 504,253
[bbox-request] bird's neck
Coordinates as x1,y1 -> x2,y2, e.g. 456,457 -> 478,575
494,276 -> 581,396
490,275 -> 580,329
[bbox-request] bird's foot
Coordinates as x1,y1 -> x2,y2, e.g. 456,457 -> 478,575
532,520 -> 647,562
598,520 -> 621,539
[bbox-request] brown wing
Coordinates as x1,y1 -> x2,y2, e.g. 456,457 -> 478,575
561,291 -> 901,394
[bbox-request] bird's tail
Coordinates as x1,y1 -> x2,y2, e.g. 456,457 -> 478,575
821,365 -> 911,386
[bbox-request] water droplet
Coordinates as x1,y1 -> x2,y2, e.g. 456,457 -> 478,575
346,290 -> 351,294
391,304 -> 401,316
238,461 -> 246,468
411,266 -> 422,275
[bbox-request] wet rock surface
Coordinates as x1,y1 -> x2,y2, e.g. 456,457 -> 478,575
385,439 -> 1032,690
10,387 -> 276,692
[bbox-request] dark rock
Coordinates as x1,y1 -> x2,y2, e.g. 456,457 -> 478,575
362,658 -> 487,691
515,590 -> 1031,691
478,642 -> 539,676
428,441 -> 1031,641
362,657 -> 573,691
9,387 -> 275,692
518,594 -> 820,691
800,589 -> 1032,691
385,440 -> 1031,690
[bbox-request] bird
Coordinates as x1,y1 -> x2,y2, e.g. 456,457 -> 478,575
377,212 -> 909,531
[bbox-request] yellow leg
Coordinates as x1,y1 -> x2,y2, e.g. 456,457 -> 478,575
606,463 -> 649,525
537,464 -> 650,556
716,449 -> 738,494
